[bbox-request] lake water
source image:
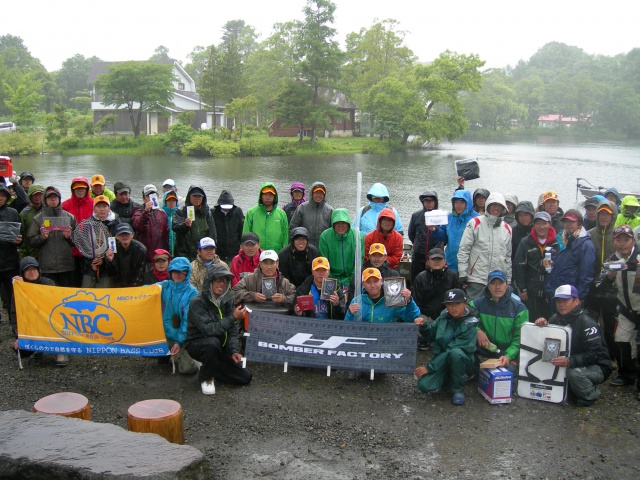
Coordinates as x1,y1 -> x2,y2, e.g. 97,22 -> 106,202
10,138 -> 640,230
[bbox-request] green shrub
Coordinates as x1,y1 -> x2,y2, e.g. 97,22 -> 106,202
0,132 -> 41,155
208,140 -> 241,157
163,123 -> 195,153
57,137 -> 80,151
182,135 -> 216,156
360,139 -> 388,154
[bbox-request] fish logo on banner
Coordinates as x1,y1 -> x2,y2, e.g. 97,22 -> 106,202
50,291 -> 126,344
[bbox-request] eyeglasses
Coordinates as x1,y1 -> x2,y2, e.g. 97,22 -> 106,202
154,258 -> 169,263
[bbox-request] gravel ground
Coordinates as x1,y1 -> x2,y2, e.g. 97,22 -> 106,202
1,313 -> 638,479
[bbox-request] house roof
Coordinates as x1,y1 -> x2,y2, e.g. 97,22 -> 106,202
538,114 -> 580,122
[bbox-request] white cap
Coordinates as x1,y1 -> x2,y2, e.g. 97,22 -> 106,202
259,250 -> 279,262
143,184 -> 157,196
198,237 -> 216,249
163,178 -> 176,187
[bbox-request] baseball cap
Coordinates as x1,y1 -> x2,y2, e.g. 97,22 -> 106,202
561,211 -> 580,222
94,195 -> 110,206
44,187 -> 59,198
533,211 -> 552,223
20,260 -> 39,272
369,243 -> 387,255
163,179 -> 176,187
312,257 -> 330,271
241,232 -> 260,245
20,171 -> 35,181
428,247 -> 445,259
189,187 -> 205,197
114,222 -> 134,236
261,186 -> 277,196
597,204 -> 613,215
198,237 -> 216,249
613,224 -> 633,239
362,267 -> 382,282
113,181 -> 130,194
143,184 -> 157,196
542,191 -> 559,203
153,249 -> 170,259
443,289 -> 468,304
72,180 -> 88,190
165,191 -> 178,201
487,270 -> 508,283
312,185 -> 326,194
259,250 -> 279,262
554,284 -> 579,299
91,174 -> 105,186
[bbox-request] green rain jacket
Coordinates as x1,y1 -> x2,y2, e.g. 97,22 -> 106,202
243,182 -> 289,252
419,306 -> 478,373
318,208 -> 364,286
614,195 -> 640,229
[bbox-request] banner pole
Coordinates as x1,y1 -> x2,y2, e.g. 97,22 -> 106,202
354,172 -> 363,321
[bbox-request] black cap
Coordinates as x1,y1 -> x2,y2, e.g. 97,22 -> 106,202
20,171 -> 35,182
241,232 -> 260,245
114,222 -> 134,236
113,181 -> 130,194
443,288 -> 468,303
428,247 -> 445,259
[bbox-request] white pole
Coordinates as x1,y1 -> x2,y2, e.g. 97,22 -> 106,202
353,172 -> 363,321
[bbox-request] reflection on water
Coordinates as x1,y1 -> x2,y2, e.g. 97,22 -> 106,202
12,139 -> 640,232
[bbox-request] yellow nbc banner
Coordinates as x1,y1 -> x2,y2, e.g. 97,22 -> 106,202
15,282 -> 169,357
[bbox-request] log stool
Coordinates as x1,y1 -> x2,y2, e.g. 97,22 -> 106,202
33,392 -> 91,420
127,399 -> 184,444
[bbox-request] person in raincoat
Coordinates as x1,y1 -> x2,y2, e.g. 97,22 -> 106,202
352,183 -> 404,236
443,189 -> 479,273
243,182 -> 289,252
157,257 -> 199,375
172,185 -> 217,262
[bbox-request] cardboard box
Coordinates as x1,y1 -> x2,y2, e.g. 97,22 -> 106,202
478,367 -> 513,404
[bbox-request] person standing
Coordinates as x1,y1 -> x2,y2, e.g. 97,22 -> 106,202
545,209 -> 595,305
353,183 -> 404,236
61,177 -> 94,286
0,183 -> 22,315
110,182 -> 139,226
104,223 -> 147,287
18,184 -> 45,259
172,185 -> 217,262
444,189 -> 479,273
190,237 -> 229,292
243,182 -> 289,252
408,190 -> 446,282
364,207 -> 404,269
289,181 -> 333,248
89,174 -> 115,201
283,182 -> 306,223
278,227 -> 320,288
211,190 -> 244,264
28,186 -> 76,287
132,184 -> 169,263
319,208 -> 364,289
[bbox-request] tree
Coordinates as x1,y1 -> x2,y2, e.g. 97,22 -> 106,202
293,0 -> 344,141
225,95 -> 258,140
200,46 -> 223,127
218,20 -> 258,102
55,54 -> 101,107
275,80 -> 314,142
4,76 -> 44,125
414,51 -> 484,143
149,45 -> 172,63
184,46 -> 208,88
94,61 -> 174,137
343,19 -> 416,105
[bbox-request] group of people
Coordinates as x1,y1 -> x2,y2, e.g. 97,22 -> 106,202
2,171 -> 639,405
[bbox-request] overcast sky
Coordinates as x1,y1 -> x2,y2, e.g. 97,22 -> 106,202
4,0 -> 637,72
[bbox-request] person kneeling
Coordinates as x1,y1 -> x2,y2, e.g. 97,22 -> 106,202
534,285 -> 611,407
184,265 -> 252,395
414,289 -> 478,406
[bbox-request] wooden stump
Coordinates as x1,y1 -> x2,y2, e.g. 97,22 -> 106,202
127,399 -> 184,445
33,392 -> 91,420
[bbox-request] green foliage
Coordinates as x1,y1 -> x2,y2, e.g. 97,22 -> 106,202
208,140 -> 241,157
178,111 -> 195,126
199,45 -> 223,124
70,115 -> 95,137
55,54 -> 101,107
95,113 -> 117,134
226,95 -> 258,139
238,137 -> 295,156
4,77 -> 44,125
95,61 -> 175,137
360,139 -> 388,154
181,134 -> 216,156
57,137 -> 80,151
54,103 -> 69,137
0,131 -> 40,155
164,122 -> 196,152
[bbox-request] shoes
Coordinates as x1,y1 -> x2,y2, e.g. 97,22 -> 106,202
417,340 -> 430,351
201,379 -> 215,395
55,354 -> 68,367
451,392 -> 465,406
609,376 -> 634,387
576,398 -> 596,407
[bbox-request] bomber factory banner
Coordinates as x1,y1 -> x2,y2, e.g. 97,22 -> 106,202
245,311 -> 418,374
14,282 -> 168,357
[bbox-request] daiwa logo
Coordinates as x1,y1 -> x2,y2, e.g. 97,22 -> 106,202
285,333 -> 377,349
49,291 -> 126,344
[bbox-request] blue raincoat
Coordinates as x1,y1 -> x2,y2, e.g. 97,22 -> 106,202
157,257 -> 198,345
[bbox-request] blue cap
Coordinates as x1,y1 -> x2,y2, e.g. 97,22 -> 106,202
487,270 -> 508,283
554,285 -> 579,299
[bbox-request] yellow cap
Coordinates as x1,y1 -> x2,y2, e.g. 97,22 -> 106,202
312,257 -> 329,271
369,243 -> 387,255
91,174 -> 105,186
362,268 -> 382,282
94,195 -> 109,206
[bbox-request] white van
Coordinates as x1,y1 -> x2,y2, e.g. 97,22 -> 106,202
0,122 -> 17,133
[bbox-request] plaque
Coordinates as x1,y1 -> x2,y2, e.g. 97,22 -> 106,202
542,338 -> 561,362
296,295 -> 314,311
384,277 -> 407,308
320,278 -> 337,301
262,278 -> 277,299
